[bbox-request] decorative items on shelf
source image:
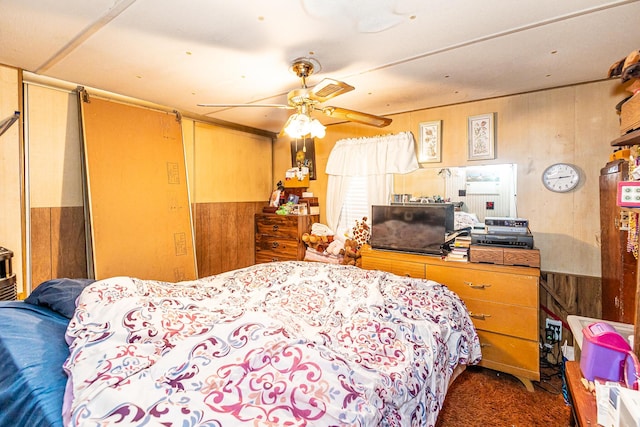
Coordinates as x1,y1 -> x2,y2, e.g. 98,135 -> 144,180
620,148 -> 640,260
628,213 -> 639,259
609,49 -> 640,136
609,50 -> 640,259
284,167 -> 310,188
609,50 -> 640,146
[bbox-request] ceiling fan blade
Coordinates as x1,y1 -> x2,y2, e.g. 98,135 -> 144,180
197,103 -> 293,109
322,106 -> 392,127
309,78 -> 354,102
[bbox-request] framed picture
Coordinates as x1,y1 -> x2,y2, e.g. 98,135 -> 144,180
269,190 -> 281,207
418,120 -> 442,163
290,139 -> 316,180
467,113 -> 496,161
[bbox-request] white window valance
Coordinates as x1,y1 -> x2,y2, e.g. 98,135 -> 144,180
325,131 -> 419,176
324,132 -> 419,232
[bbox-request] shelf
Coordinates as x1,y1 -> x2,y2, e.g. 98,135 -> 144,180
611,128 -> 640,146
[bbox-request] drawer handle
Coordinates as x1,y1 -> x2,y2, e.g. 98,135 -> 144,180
480,343 -> 491,348
271,257 -> 279,262
272,241 -> 279,248
465,281 -> 491,290
469,312 -> 491,320
272,225 -> 279,231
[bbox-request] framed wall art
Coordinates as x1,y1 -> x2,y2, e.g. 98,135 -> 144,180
290,138 -> 316,180
418,120 -> 442,163
467,113 -> 495,161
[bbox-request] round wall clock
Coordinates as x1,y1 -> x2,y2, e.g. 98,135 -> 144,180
542,163 -> 580,193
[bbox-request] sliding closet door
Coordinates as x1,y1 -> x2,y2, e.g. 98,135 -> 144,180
80,94 -> 196,281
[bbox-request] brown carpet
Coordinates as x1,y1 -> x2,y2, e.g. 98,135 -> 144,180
436,366 -> 572,426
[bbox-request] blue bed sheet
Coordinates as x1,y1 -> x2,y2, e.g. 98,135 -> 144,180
0,301 -> 69,427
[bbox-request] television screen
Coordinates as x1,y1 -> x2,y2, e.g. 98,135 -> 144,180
370,204 -> 454,255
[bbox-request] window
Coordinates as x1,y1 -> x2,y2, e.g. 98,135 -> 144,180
336,176 -> 370,237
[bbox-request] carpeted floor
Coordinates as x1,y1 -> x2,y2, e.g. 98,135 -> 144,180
436,365 -> 572,426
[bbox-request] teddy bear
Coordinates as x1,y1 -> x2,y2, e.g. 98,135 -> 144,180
340,239 -> 361,266
301,233 -> 330,253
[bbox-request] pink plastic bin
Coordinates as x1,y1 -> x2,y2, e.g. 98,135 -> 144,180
580,322 -> 631,382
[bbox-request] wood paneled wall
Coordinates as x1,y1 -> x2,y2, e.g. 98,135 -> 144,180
539,272 -> 602,345
30,201 -> 267,286
30,207 -> 87,287
193,201 -> 266,277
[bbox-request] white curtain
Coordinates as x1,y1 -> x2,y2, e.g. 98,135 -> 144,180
325,132 -> 419,231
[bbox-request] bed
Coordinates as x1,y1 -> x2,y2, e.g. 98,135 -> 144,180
0,261 -> 481,426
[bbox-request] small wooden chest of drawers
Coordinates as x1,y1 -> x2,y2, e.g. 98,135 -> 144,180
255,213 -> 319,264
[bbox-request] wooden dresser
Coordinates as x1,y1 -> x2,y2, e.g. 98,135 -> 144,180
255,213 -> 319,264
360,245 -> 540,391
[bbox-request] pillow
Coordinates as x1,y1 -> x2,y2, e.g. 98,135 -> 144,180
24,278 -> 95,318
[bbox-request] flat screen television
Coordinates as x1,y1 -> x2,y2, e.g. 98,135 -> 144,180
370,204 -> 455,255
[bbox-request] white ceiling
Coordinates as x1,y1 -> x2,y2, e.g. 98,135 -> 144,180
2,0 -> 639,136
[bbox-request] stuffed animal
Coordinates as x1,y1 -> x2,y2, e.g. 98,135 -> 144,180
350,217 -> 371,250
302,233 -> 330,252
324,239 -> 343,257
302,223 -> 335,253
340,239 -> 361,266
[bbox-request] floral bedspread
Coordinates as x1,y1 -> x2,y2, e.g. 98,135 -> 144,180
63,261 -> 481,426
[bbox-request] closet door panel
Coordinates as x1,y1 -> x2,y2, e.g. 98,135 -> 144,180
81,95 -> 197,281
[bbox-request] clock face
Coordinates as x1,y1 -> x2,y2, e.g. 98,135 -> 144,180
542,163 -> 580,193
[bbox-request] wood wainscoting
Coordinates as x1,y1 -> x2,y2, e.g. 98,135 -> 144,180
192,201 -> 266,277
539,271 -> 602,346
30,206 -> 88,289
29,202 -> 268,292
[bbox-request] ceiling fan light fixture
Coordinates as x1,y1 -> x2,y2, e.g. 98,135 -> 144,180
310,118 -> 326,138
283,112 -> 326,139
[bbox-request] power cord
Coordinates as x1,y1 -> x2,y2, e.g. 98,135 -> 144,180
536,333 -> 565,395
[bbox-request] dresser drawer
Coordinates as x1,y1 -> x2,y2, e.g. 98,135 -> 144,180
255,236 -> 298,259
361,257 -> 425,278
477,330 -> 539,380
427,265 -> 538,307
255,251 -> 296,263
464,298 -> 537,340
255,215 -> 299,239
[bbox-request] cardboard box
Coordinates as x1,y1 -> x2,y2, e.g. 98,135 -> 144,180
621,92 -> 640,135
284,175 -> 309,188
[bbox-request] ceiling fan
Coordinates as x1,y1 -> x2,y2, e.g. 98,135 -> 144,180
197,58 -> 392,137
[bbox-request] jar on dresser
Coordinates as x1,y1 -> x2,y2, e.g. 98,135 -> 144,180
254,213 -> 319,263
